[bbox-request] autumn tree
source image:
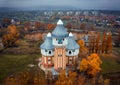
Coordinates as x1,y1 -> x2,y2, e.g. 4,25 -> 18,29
101,32 -> 113,53
90,25 -> 95,31
2,18 -> 11,28
80,23 -> 86,30
47,23 -> 56,30
89,35 -> 96,53
65,23 -> 72,29
78,75 -> 86,85
115,29 -> 120,47
78,40 -> 88,58
2,25 -> 19,48
95,32 -> 100,53
35,22 -> 42,29
102,32 -> 107,53
56,70 -> 77,85
4,68 -> 46,85
118,29 -> 120,46
105,32 -> 113,53
0,28 -> 7,37
78,40 -> 88,53
80,53 -> 102,77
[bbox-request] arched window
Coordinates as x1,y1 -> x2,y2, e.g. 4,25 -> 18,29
69,50 -> 72,54
58,39 -> 62,44
73,50 -> 75,52
49,50 -> 51,54
45,50 -> 47,52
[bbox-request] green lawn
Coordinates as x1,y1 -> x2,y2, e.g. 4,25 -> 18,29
101,55 -> 120,74
100,47 -> 120,74
0,54 -> 40,83
0,47 -> 120,84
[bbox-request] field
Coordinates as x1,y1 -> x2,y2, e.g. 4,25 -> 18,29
0,38 -> 120,84
0,54 -> 41,83
101,47 -> 120,74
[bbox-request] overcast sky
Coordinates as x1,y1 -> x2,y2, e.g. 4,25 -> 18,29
0,0 -> 120,10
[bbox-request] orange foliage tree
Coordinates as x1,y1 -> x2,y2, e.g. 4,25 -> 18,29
101,32 -> 113,53
95,32 -> 100,53
101,32 -> 107,53
2,25 -> 19,48
4,68 -> 46,85
65,23 -> 73,29
78,40 -> 88,58
47,23 -> 56,30
106,33 -> 113,53
115,29 -> 120,47
56,70 -> 77,85
80,23 -> 86,30
78,40 -> 88,53
80,53 -> 102,77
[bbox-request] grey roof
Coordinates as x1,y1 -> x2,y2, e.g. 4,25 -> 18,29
66,36 -> 80,50
52,25 -> 69,38
40,37 -> 54,50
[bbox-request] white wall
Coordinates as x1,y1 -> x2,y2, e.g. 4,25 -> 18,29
52,38 -> 68,46
41,49 -> 54,56
66,49 -> 79,56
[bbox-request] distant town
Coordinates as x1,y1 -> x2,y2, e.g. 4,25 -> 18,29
0,9 -> 120,85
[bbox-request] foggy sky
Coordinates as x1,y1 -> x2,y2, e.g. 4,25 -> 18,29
0,0 -> 120,10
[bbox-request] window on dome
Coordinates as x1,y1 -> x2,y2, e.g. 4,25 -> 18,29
63,38 -> 64,41
45,50 -> 47,52
49,51 -> 51,54
58,39 -> 63,44
73,50 -> 75,52
69,51 -> 72,54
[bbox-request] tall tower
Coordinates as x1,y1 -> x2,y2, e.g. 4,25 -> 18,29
51,20 -> 69,70
40,33 -> 54,68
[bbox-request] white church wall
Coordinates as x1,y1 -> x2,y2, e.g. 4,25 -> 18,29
66,49 -> 79,56
41,49 -> 54,56
52,37 -> 68,46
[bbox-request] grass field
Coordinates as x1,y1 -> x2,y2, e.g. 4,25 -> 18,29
100,47 -> 120,74
0,54 -> 40,83
0,47 -> 120,84
101,54 -> 120,74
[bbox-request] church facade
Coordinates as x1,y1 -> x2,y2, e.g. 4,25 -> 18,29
40,20 -> 80,73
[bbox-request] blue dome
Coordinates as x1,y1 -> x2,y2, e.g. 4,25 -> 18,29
40,37 -> 54,50
52,25 -> 69,38
66,36 -> 80,50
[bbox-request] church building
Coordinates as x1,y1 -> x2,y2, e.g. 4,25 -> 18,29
40,19 -> 80,75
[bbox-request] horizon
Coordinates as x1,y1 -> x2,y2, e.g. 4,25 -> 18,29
0,0 -> 120,10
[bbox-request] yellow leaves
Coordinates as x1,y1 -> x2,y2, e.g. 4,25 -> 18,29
2,25 -> 19,48
47,23 -> 56,30
80,53 -> 102,77
56,70 -> 77,85
78,75 -> 86,85
102,32 -> 113,53
78,40 -> 88,53
80,59 -> 88,71
4,70 -> 46,85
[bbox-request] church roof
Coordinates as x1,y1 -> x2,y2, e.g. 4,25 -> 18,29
40,33 -> 54,50
66,33 -> 80,50
57,19 -> 63,25
52,19 -> 69,38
